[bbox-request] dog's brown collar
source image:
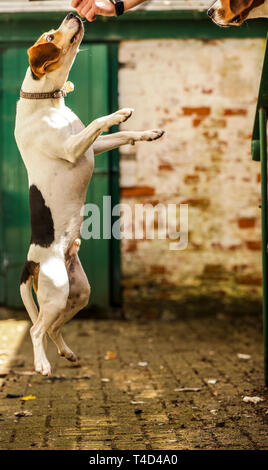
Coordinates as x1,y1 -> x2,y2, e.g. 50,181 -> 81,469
20,88 -> 67,100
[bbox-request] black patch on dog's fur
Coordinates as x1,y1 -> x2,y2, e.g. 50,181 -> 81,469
29,185 -> 54,247
20,260 -> 39,285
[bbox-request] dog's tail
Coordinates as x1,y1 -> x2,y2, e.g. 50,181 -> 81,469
20,261 -> 39,324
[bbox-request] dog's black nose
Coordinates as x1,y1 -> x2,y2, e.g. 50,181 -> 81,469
207,8 -> 214,17
67,12 -> 75,20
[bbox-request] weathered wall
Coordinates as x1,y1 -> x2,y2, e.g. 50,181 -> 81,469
118,39 -> 264,318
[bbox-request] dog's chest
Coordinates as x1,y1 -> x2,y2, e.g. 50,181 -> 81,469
19,105 -> 94,187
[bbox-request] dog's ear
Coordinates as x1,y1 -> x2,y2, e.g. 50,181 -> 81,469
27,42 -> 61,78
230,0 -> 254,14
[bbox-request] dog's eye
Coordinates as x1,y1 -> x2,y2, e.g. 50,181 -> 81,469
46,34 -> 54,42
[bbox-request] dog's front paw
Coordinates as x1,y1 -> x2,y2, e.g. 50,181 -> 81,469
107,108 -> 134,129
140,129 -> 165,142
115,107 -> 134,123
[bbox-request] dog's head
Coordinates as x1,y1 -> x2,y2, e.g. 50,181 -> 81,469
207,0 -> 265,26
27,13 -> 84,80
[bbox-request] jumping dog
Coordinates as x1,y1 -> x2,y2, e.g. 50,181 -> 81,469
15,13 -> 164,376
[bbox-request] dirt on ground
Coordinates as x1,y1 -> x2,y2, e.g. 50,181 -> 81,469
0,308 -> 267,450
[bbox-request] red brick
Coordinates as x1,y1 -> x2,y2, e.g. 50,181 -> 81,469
203,264 -> 224,274
124,240 -> 137,253
232,264 -> 248,272
211,242 -> 224,249
223,108 -> 247,116
150,265 -> 166,275
181,198 -> 210,209
236,274 -> 262,286
158,162 -> 174,171
202,88 -> 213,94
246,240 -> 261,250
202,264 -> 229,280
182,106 -> 211,117
121,186 -> 155,197
184,174 -> 200,185
238,217 -> 256,229
193,118 -> 202,127
228,244 -> 243,250
195,165 -> 207,172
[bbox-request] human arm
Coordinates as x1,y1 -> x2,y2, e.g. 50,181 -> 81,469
71,0 -> 147,22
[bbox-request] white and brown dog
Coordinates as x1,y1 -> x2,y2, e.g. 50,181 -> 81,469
15,13 -> 164,376
208,0 -> 268,26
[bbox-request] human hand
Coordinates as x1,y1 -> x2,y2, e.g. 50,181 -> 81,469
71,0 -> 115,22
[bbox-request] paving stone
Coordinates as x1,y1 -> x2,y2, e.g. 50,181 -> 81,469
0,313 -> 267,449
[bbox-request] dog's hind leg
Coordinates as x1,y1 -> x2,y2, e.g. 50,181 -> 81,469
20,259 -> 49,350
20,260 -> 39,324
30,257 -> 69,375
49,252 -> 90,362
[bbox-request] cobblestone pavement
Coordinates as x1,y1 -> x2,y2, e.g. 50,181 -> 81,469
0,311 -> 268,450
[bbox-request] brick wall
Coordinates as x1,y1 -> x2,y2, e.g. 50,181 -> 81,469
118,38 -> 265,317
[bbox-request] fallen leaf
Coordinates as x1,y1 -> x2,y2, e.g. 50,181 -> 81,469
237,353 -> 251,360
174,387 -> 201,392
104,351 -> 117,360
243,396 -> 264,404
14,410 -> 32,417
19,395 -> 36,401
12,370 -> 36,376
